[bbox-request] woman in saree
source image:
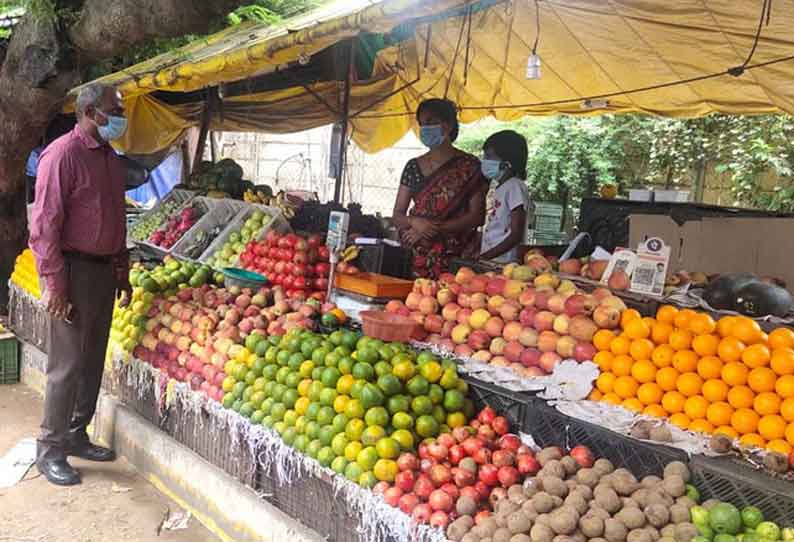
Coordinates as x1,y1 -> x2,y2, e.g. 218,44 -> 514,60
392,99 -> 488,279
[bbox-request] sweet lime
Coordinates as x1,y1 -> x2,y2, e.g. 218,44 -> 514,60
411,396 -> 433,416
344,399 -> 365,420
375,437 -> 400,460
344,441 -> 363,462
392,412 -> 414,430
391,429 -> 414,451
319,388 -> 338,407
345,419 -> 366,441
361,425 -> 386,446
306,439 -> 323,459
331,456 -> 348,474
419,362 -> 443,383
443,389 -> 465,412
374,362 -> 392,378
416,415 -> 440,438
373,459 -> 398,482
356,446 -> 379,471
387,395 -> 411,415
406,376 -> 430,397
331,433 -> 349,456
377,374 -> 402,396
392,361 -> 416,382
352,362 -> 375,381
332,413 -> 349,434
364,406 -> 389,427
336,374 -> 355,395
344,461 -> 363,482
316,406 -> 336,427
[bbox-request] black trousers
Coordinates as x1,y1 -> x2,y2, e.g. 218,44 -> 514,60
37,255 -> 117,462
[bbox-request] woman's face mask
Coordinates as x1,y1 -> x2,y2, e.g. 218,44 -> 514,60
420,124 -> 446,148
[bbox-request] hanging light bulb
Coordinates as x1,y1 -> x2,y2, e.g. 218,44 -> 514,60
525,0 -> 541,80
526,53 -> 541,80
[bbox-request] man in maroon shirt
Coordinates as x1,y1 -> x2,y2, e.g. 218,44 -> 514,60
29,83 -> 132,486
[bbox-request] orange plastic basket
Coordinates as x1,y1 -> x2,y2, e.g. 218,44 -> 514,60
359,311 -> 417,342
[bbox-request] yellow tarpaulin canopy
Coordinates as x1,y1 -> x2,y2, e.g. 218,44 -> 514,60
80,0 -> 794,155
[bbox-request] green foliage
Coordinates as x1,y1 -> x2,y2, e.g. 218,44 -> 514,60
458,113 -> 794,211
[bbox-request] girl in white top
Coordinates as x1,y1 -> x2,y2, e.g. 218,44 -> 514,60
479,130 -> 534,263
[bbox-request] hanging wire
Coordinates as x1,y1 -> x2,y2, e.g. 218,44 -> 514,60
531,0 -> 540,55
728,0 -> 772,76
443,6 -> 471,98
462,5 -> 473,86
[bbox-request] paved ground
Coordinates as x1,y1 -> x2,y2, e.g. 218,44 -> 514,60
0,384 -> 217,542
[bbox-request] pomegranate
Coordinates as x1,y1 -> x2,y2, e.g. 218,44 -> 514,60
492,449 -> 516,468
498,434 -> 521,452
459,457 -> 478,474
429,464 -> 452,486
472,447 -> 492,465
478,407 -> 497,424
437,433 -> 456,449
473,481 -> 491,501
497,466 -> 519,487
397,452 -> 419,472
429,511 -> 449,529
418,442 -> 430,460
428,489 -> 454,512
383,487 -> 403,507
412,503 -> 432,524
373,481 -> 390,495
460,485 -> 480,502
449,444 -> 466,465
395,470 -> 416,492
440,482 -> 460,500
517,454 -> 541,475
570,445 -> 595,468
462,437 -> 484,456
414,475 -> 434,500
398,493 -> 420,514
491,416 -> 509,436
477,424 -> 496,442
453,468 -> 476,488
452,426 -> 474,443
478,464 -> 499,486
427,442 -> 449,462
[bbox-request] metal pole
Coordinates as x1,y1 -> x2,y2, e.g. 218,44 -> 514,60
192,88 -> 217,173
333,40 -> 355,204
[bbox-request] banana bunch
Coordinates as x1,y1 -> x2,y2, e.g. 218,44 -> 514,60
342,245 -> 360,263
243,188 -> 272,204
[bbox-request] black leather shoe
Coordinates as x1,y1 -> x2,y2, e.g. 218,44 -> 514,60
37,458 -> 81,486
68,442 -> 116,462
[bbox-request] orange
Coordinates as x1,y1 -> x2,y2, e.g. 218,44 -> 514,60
656,367 -> 681,391
596,372 -> 617,394
717,337 -> 746,363
614,376 -> 639,399
768,327 -> 794,350
727,386 -> 755,409
732,408 -> 760,434
742,343 -> 771,368
643,404 -> 667,418
593,330 -> 616,352
739,433 -> 766,448
620,309 -> 642,330
716,315 -> 738,338
662,391 -> 687,414
637,382 -> 664,406
629,339 -> 655,361
714,426 -> 739,439
702,379 -> 729,402
673,309 -> 697,331
624,319 -> 651,340
731,317 -> 764,345
776,375 -> 794,398
610,335 -> 631,356
643,317 -> 657,328
722,362 -> 749,386
611,355 -> 634,377
684,395 -> 709,420
656,305 -> 679,324
767,439 -> 793,455
692,334 -> 720,357
588,389 -> 603,401
669,413 -> 692,429
758,414 -> 787,440
631,359 -> 658,384
672,350 -> 699,373
602,392 -> 621,405
594,351 -> 614,372
652,344 -> 675,368
677,372 -> 703,397
706,401 -> 734,427
780,398 -> 794,422
697,356 -> 724,380
669,329 -> 693,351
689,419 -> 715,434
753,392 -> 781,416
787,422 -> 794,446
651,322 -> 674,345
622,398 -> 644,413
748,367 -> 777,393
689,314 -> 717,336
770,348 -> 794,376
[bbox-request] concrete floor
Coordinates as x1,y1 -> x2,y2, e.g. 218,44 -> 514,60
0,383 -> 217,542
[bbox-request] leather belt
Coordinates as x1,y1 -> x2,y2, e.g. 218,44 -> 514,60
63,251 -> 115,264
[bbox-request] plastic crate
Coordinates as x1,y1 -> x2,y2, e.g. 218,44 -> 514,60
523,400 -> 688,478
128,189 -> 195,243
0,333 -> 20,384
200,204 -> 290,267
136,194 -> 219,256
690,456 -> 794,526
170,199 -> 244,261
465,376 -> 532,430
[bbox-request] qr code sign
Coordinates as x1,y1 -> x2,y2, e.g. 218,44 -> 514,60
633,267 -> 655,287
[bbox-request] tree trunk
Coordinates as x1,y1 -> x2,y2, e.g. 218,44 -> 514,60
0,0 -> 246,310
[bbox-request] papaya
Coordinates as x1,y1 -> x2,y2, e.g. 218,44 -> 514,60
734,282 -> 792,317
703,273 -> 757,310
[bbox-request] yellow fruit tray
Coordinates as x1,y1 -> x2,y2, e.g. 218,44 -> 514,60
334,272 -> 413,300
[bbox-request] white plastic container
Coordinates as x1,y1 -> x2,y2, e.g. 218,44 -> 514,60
654,190 -> 690,202
628,189 -> 653,202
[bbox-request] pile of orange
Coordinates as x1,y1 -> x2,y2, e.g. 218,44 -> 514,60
590,305 -> 794,454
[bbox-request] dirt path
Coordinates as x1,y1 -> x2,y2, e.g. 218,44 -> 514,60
0,384 -> 217,542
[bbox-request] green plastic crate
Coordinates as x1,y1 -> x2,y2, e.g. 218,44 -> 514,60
0,333 -> 20,384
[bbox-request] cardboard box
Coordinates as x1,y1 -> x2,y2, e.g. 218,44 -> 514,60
629,215 -> 794,287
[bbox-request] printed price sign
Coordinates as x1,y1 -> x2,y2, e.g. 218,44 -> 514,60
631,237 -> 670,296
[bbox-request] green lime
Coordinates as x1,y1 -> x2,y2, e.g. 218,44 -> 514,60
392,412 -> 414,430
321,367 -> 342,389
341,331 -> 359,351
329,330 -> 345,346
356,446 -> 379,471
387,395 -> 411,415
332,413 -> 349,435
275,367 -> 290,384
312,347 -> 330,366
305,421 -> 320,440
316,406 -> 336,427
364,406 -> 389,427
252,357 -> 266,375
331,456 -> 348,474
239,402 -> 255,418
306,439 -> 323,459
428,384 -> 445,405
250,391 -> 267,407
271,383 -> 287,402
358,471 -> 377,488
261,415 -> 273,428
282,427 -> 297,446
276,350 -> 291,366
283,389 -> 298,409
265,346 -> 278,364
350,379 -> 367,400
406,375 -> 430,396
377,374 -> 402,396
255,340 -> 269,357
344,399 -> 365,420
324,351 -> 341,368
308,381 -> 324,402
305,402 -> 320,421
270,403 -> 287,422
242,386 -> 254,402
250,410 -> 265,424
262,365 -> 278,382
293,435 -> 310,452
345,419 -> 365,441
411,396 -> 433,416
288,353 -> 304,371
361,425 -> 385,446
344,461 -> 362,482
357,347 -> 379,365
374,361 -> 392,378
443,389 -> 465,412
285,372 -> 302,389
432,405 -> 447,424
360,383 -> 385,409
318,426 -> 336,446
352,362 -> 375,381
319,388 -> 338,407
261,398 -> 274,415
317,446 -> 335,467
222,393 -> 235,409
311,367 -> 324,381
331,433 -> 349,456
416,415 -> 440,438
